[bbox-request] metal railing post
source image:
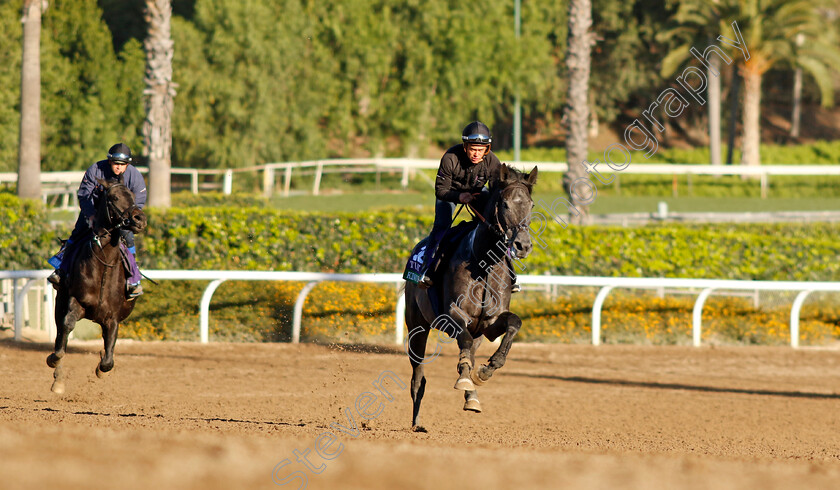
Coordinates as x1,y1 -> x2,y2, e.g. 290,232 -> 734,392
592,286 -> 615,346
395,292 -> 406,345
692,288 -> 715,347
14,279 -> 39,341
199,279 -> 228,343
293,282 -> 320,343
789,290 -> 813,349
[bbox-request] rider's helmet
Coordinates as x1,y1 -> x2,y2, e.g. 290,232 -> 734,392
461,121 -> 492,146
107,143 -> 132,164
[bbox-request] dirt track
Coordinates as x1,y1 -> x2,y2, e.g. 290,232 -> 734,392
1,331 -> 840,490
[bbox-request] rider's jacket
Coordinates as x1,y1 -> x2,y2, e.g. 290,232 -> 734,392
78,160 -> 147,220
434,144 -> 501,203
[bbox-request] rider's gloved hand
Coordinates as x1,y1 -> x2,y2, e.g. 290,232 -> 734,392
458,192 -> 474,204
86,215 -> 95,229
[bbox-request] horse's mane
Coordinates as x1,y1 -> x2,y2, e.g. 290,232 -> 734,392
490,164 -> 535,193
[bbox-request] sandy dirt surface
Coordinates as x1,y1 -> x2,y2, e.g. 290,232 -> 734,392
1,330 -> 840,490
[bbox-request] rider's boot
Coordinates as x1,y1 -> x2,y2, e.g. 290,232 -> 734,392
506,256 -> 521,293
47,270 -> 62,289
47,242 -> 69,290
125,245 -> 143,299
126,282 -> 143,299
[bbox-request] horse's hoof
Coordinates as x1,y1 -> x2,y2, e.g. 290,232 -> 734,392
463,398 -> 482,413
95,365 -> 110,379
411,425 -> 428,433
470,367 -> 487,386
46,354 -> 61,368
50,381 -> 65,394
453,377 -> 475,391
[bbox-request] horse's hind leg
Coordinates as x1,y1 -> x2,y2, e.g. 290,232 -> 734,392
47,296 -> 82,394
407,324 -> 430,432
96,319 -> 119,378
463,337 -> 482,413
471,312 -> 522,386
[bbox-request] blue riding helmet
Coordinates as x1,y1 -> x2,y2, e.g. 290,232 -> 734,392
107,143 -> 132,164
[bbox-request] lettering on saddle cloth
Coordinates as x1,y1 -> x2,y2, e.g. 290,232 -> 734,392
402,221 -> 477,285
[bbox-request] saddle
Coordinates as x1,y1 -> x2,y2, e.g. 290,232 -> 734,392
403,220 -> 478,316
55,231 -> 134,283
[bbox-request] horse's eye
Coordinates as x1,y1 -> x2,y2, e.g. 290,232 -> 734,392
503,202 -> 509,210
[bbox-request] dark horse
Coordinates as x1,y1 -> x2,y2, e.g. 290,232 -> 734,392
46,179 -> 147,394
405,164 -> 537,430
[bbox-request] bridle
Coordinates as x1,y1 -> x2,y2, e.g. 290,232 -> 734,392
97,184 -> 138,236
91,183 -> 139,256
467,181 -> 531,257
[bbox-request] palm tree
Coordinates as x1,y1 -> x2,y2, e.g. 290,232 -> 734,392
660,0 -> 725,166
17,0 -> 47,200
720,0 -> 840,166
563,0 -> 593,225
143,0 -> 176,208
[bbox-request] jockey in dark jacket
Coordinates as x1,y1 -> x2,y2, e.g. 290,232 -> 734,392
418,121 -> 519,293
47,143 -> 147,299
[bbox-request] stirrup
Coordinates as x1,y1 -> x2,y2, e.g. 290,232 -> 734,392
418,275 -> 433,289
127,283 -> 143,299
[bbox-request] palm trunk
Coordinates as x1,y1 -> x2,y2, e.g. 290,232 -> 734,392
790,33 -> 804,139
790,66 -> 802,139
725,64 -> 739,165
564,0 -> 592,225
708,56 -> 722,166
740,66 -> 762,168
143,0 -> 176,208
17,0 -> 46,200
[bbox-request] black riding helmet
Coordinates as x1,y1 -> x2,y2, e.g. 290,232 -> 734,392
107,143 -> 132,164
461,121 -> 492,145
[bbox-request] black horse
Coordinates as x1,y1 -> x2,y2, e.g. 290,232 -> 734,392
46,179 -> 147,394
405,164 -> 537,431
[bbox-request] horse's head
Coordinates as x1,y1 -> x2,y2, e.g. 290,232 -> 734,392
96,178 -> 147,234
486,164 -> 538,260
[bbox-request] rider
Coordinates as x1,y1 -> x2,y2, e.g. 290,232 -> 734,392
419,121 -> 520,293
47,143 -> 147,299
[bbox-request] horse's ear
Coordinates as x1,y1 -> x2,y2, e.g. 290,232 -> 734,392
527,166 -> 538,186
97,178 -> 110,188
498,163 -> 510,183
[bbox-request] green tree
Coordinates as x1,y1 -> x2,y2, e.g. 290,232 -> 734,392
590,1 -> 674,129
0,1 -> 23,172
718,0 -> 840,167
659,0 -> 726,165
39,0 -> 144,170
171,0 -> 337,168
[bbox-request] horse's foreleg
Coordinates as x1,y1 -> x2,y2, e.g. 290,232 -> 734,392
96,319 -> 119,378
463,337 -> 482,412
471,312 -> 522,386
48,296 -> 82,394
453,327 -> 476,391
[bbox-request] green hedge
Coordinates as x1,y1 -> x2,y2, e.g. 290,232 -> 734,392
496,139 -> 840,165
2,192 -> 839,281
0,194 -> 58,269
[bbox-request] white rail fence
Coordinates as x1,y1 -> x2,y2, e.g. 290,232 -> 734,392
3,270 -> 838,348
4,161 -> 840,206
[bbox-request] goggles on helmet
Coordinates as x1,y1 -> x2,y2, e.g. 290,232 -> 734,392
461,133 -> 492,145
108,152 -> 131,163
